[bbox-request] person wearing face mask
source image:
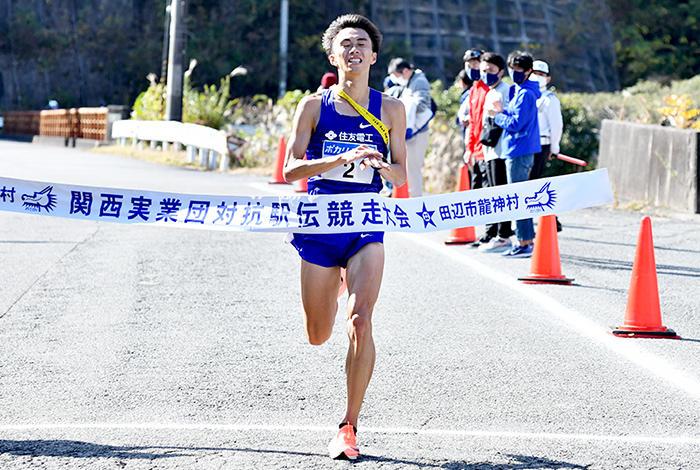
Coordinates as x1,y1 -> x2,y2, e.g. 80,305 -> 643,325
529,60 -> 563,179
463,48 -> 492,235
387,57 -> 434,197
492,50 -> 542,258
530,59 -> 564,232
455,69 -> 473,146
478,52 -> 515,252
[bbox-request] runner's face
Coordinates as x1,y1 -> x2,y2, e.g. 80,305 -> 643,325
329,28 -> 376,74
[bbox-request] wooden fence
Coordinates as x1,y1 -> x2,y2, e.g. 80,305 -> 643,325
3,111 -> 41,136
3,107 -> 110,141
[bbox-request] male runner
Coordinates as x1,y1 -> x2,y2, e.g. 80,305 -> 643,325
283,14 -> 407,460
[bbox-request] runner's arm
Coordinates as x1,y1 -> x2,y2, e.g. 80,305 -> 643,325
283,96 -> 381,182
371,96 -> 407,186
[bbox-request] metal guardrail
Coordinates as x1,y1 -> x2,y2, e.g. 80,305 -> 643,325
111,120 -> 231,171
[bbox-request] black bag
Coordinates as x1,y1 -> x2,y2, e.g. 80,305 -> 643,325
480,117 -> 503,147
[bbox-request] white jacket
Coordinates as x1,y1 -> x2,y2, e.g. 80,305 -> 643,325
388,69 -> 434,139
536,89 -> 563,154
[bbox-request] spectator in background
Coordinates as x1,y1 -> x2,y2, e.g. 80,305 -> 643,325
478,52 -> 515,253
317,72 -> 338,92
383,73 -> 398,91
529,60 -> 562,179
463,48 -> 482,83
455,69 -> 473,145
530,59 -> 563,231
492,51 -> 541,258
387,58 -> 434,197
463,48 -> 491,245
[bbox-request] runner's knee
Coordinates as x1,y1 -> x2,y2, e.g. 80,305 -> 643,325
306,321 -> 333,346
348,313 -> 371,341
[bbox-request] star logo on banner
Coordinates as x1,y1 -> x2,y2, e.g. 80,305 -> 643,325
416,202 -> 436,228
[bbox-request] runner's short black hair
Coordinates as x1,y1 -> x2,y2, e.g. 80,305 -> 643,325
481,52 -> 506,71
322,14 -> 382,55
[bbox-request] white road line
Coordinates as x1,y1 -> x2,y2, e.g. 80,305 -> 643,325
399,233 -> 700,403
0,423 -> 698,446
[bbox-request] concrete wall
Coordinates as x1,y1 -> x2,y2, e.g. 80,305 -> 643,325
598,120 -> 699,213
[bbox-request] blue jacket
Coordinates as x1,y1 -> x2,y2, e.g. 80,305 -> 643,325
494,79 -> 542,158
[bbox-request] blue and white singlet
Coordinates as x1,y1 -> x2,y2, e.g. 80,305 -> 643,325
290,87 -> 389,268
306,87 -> 388,195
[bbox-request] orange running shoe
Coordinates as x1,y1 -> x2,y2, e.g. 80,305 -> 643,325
328,422 -> 359,460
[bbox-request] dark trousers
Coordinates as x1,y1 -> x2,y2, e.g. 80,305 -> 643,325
471,160 -> 500,239
530,144 -> 550,180
484,158 -> 514,239
471,160 -> 488,190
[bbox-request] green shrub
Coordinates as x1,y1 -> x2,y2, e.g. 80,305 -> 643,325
182,75 -> 236,129
546,93 -> 601,176
276,89 -> 312,115
547,76 -> 700,175
132,74 -> 166,121
430,79 -> 463,121
131,71 -> 236,130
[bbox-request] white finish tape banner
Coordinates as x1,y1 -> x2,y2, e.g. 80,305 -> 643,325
0,169 -> 612,234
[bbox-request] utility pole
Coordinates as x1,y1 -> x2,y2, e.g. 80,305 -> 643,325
165,0 -> 185,121
161,0 -> 172,81
278,0 -> 289,98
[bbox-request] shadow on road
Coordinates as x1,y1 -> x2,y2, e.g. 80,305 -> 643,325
561,254 -> 700,278
364,453 -> 589,468
0,441 -> 589,468
561,236 -> 700,255
0,440 -> 188,459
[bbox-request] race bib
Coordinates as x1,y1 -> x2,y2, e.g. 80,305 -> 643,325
319,141 -> 376,184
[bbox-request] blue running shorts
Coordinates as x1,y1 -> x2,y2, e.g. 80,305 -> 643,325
291,232 -> 384,268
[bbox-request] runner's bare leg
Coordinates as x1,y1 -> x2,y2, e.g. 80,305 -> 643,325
300,261 -> 341,345
342,242 -> 384,426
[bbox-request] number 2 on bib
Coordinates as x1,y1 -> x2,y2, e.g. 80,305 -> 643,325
319,141 -> 375,184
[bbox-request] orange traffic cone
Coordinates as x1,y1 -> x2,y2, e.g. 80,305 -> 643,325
295,176 -> 308,193
612,216 -> 679,339
269,136 -> 290,184
519,215 -> 573,284
392,182 -> 409,198
444,164 -> 476,245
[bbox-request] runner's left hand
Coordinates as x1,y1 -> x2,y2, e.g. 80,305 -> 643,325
360,156 -> 390,171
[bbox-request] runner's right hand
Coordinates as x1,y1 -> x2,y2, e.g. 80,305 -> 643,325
340,145 -> 383,164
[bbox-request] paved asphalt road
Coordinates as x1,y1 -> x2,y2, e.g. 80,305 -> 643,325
0,141 -> 699,469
